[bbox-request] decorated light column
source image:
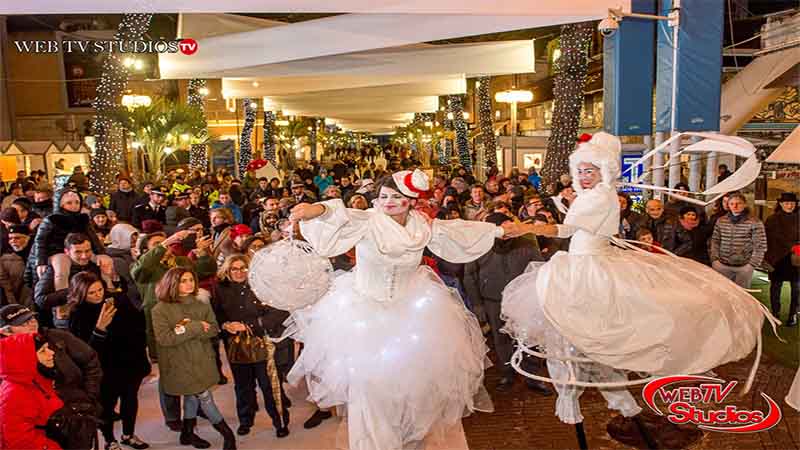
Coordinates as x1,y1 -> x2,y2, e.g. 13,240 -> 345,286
448,95 -> 471,171
477,76 -> 497,166
238,98 -> 256,176
263,111 -> 276,166
187,79 -> 209,172
540,22 -> 593,191
90,13 -> 152,195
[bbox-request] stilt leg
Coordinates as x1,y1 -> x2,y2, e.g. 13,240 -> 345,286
575,422 -> 589,450
633,416 -> 659,450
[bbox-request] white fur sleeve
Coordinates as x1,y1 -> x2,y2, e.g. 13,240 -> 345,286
427,219 -> 501,263
298,199 -> 371,257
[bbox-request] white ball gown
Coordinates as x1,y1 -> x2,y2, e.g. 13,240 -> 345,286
502,183 -> 768,424
287,199 -> 501,450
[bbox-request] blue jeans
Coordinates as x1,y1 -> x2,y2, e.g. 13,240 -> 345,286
440,274 -> 471,310
184,390 -> 224,425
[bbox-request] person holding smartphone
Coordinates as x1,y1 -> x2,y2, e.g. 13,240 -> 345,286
57,271 -> 151,450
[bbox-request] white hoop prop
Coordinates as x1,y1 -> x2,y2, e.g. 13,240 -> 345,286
508,235 -> 782,394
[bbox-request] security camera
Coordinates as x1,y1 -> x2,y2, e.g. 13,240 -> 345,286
598,16 -> 620,36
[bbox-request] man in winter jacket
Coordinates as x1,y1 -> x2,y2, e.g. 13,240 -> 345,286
710,193 -> 767,288
34,233 -> 106,329
1,304 -> 103,450
0,224 -> 34,307
109,176 -> 138,224
643,199 -> 676,250
463,213 -> 551,395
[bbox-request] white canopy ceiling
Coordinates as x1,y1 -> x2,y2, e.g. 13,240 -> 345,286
176,13 -> 286,39
149,3 -> 627,132
2,0 -> 629,15
258,79 -> 466,107
158,14 -> 564,78
192,40 -> 533,82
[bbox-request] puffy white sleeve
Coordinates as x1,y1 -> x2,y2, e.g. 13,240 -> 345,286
298,199 -> 371,257
556,186 -> 619,238
427,219 -> 504,263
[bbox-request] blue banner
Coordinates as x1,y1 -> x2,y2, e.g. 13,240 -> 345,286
655,0 -> 724,132
603,0 -> 656,136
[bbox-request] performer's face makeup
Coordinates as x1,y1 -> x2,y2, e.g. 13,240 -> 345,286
577,163 -> 602,189
377,187 -> 411,216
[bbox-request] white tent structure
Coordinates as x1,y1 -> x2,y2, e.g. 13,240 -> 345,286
766,126 -> 800,164
1,0 -> 628,16
150,3 -> 635,133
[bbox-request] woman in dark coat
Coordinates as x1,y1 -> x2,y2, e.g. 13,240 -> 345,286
764,192 -> 799,326
213,254 -> 291,438
65,271 -> 152,450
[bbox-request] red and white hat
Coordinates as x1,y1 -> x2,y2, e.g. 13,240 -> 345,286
391,169 -> 429,199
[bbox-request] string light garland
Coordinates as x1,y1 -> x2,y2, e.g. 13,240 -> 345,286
477,76 -> 497,166
187,79 -> 209,172
541,22 -> 593,191
263,111 -> 276,166
239,98 -> 256,176
448,95 -> 471,171
89,13 -> 152,195
309,119 -> 318,160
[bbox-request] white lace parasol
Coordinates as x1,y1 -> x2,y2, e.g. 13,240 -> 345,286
248,239 -> 333,311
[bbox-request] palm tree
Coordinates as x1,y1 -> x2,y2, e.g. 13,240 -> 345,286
113,97 -> 209,176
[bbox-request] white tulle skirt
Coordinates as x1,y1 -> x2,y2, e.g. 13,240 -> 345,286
502,248 -> 766,376
288,266 -> 492,450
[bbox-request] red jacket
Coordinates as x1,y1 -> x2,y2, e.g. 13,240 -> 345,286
0,334 -> 63,450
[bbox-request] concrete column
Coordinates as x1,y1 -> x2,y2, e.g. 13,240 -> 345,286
705,151 -> 718,190
688,135 -> 703,191
641,135 -> 653,201
653,131 -> 667,199
668,134 -> 682,189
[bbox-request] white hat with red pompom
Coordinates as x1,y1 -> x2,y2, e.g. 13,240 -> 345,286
391,169 -> 430,199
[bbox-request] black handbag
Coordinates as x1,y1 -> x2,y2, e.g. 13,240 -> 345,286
44,403 -> 99,448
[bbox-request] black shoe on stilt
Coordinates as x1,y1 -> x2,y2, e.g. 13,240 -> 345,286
607,412 -> 703,449
787,314 -> 798,327
303,409 -> 333,429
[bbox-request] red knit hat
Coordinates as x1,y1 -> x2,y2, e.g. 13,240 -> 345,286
230,224 -> 253,240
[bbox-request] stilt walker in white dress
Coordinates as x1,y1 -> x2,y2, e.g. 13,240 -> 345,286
282,170 -> 512,450
502,132 -> 775,446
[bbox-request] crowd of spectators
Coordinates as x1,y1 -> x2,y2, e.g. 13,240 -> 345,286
0,152 -> 796,450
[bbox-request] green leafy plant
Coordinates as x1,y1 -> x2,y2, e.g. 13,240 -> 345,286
113,97 -> 210,176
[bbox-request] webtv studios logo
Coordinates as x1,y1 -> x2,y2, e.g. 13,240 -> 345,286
643,375 -> 782,433
13,38 -> 198,55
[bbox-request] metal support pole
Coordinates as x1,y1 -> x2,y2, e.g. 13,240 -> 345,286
510,100 -> 518,172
